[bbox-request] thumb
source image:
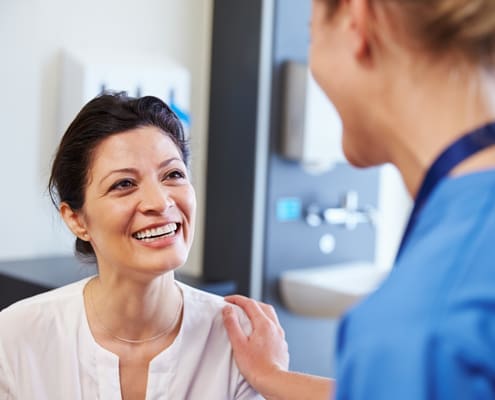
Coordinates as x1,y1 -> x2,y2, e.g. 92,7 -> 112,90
222,305 -> 247,349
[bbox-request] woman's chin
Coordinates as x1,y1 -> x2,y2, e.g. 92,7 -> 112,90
130,255 -> 188,277
343,148 -> 367,168
342,141 -> 382,169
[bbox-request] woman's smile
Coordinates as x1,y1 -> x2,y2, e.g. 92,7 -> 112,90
132,222 -> 179,241
131,221 -> 182,250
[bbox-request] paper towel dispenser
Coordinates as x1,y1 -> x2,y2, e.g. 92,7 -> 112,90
58,49 -> 191,138
280,61 -> 345,173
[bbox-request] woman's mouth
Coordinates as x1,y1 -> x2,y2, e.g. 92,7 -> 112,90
132,223 -> 179,242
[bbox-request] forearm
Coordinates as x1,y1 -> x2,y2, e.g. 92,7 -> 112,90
259,370 -> 335,400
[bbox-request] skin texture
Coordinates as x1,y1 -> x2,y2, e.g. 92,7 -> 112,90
223,0 -> 495,399
61,126 -> 196,400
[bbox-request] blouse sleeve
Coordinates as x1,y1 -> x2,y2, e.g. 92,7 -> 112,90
234,381 -> 264,400
232,306 -> 265,400
0,339 -> 15,400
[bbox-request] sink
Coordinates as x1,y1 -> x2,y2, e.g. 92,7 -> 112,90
279,262 -> 389,319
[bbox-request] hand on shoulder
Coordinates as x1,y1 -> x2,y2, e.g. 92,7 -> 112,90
222,295 -> 334,400
222,295 -> 289,397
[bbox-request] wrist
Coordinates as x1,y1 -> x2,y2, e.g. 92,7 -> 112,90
254,367 -> 289,400
254,369 -> 334,400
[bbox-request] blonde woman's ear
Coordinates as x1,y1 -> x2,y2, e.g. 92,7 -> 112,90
59,202 -> 90,241
348,0 -> 374,60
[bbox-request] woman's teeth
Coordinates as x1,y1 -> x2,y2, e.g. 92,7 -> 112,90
134,223 -> 178,241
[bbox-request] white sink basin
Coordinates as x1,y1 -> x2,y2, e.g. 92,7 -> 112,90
279,262 -> 389,319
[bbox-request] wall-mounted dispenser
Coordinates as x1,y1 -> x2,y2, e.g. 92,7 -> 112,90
280,61 -> 345,173
58,49 -> 191,136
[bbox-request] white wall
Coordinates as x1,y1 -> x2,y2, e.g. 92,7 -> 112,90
376,164 -> 412,270
0,0 -> 213,276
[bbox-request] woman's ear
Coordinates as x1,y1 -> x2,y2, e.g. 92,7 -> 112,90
60,202 -> 90,241
347,0 -> 374,61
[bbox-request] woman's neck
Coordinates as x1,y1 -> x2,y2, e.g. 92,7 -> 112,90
383,64 -> 495,198
85,271 -> 182,343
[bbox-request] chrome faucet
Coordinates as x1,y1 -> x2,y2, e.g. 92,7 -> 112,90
305,191 -> 377,230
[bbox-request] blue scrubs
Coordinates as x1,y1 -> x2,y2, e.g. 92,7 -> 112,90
335,169 -> 495,399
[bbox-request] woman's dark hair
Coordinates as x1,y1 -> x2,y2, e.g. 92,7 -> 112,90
48,92 -> 190,261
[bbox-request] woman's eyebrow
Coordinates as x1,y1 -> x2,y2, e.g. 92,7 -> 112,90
158,157 -> 183,169
98,158 -> 183,186
99,168 -> 137,186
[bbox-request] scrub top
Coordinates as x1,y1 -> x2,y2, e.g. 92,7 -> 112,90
0,278 -> 261,400
335,169 -> 495,399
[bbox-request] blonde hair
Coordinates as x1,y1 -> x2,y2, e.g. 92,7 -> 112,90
321,0 -> 495,67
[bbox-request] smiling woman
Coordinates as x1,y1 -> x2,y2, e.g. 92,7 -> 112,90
59,126 -> 196,278
0,93 -> 261,400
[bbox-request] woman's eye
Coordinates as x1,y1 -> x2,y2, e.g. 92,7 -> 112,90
110,179 -> 135,191
164,170 -> 186,180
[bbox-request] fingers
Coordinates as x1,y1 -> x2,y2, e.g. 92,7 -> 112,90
222,305 -> 247,349
258,302 -> 281,326
224,295 -> 266,324
225,294 -> 281,327
224,294 -> 257,308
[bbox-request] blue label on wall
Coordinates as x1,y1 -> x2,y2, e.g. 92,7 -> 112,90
276,197 -> 302,221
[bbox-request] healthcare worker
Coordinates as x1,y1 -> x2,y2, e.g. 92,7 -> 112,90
222,0 -> 495,399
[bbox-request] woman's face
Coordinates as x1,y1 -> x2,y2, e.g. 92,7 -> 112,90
74,126 -> 196,277
309,0 -> 384,167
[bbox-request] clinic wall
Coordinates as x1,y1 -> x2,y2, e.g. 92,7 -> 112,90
0,0 -> 212,276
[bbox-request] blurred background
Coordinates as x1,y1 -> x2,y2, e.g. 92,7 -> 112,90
0,0 -> 411,378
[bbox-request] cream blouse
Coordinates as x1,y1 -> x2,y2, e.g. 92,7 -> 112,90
0,277 -> 262,399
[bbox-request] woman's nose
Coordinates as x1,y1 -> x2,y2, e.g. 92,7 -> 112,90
139,182 -> 175,213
